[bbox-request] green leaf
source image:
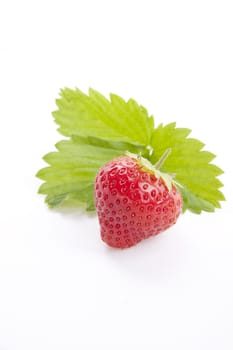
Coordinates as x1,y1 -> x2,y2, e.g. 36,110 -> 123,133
36,136 -> 144,209
37,88 -> 225,214
53,88 -> 154,146
176,185 -> 216,214
149,123 -> 225,213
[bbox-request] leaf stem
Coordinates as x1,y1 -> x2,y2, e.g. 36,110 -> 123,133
155,148 -> 172,170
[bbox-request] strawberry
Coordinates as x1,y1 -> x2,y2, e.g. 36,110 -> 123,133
95,152 -> 182,248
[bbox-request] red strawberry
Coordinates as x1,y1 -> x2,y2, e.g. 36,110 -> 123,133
95,152 -> 182,248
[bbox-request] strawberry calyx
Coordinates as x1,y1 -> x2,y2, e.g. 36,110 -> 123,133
125,149 -> 174,192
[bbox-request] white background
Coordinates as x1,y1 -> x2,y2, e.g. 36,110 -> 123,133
0,0 -> 233,349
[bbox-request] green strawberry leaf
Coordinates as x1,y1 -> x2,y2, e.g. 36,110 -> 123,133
53,88 -> 154,146
37,88 -> 225,214
176,185 -> 216,214
36,136 -> 144,210
149,123 -> 225,213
